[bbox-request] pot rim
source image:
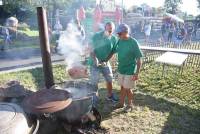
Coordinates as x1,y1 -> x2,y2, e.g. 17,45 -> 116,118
72,93 -> 95,101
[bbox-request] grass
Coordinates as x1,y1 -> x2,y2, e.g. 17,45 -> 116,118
99,64 -> 200,134
9,40 -> 40,49
18,29 -> 39,37
0,27 -> 40,49
138,63 -> 200,110
0,65 -> 67,91
0,63 -> 199,134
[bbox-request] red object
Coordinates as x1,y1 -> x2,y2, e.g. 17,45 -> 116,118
67,66 -> 88,79
78,6 -> 86,21
102,12 -> 115,17
115,7 -> 122,25
93,5 -> 102,31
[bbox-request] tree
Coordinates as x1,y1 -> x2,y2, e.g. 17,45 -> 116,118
198,0 -> 200,9
164,0 -> 182,14
0,0 -> 73,22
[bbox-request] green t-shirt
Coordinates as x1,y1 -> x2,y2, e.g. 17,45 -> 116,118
116,37 -> 143,75
91,31 -> 118,62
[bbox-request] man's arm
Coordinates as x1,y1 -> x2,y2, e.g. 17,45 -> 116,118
135,58 -> 142,75
105,37 -> 118,62
90,49 -> 98,66
132,58 -> 142,81
105,52 -> 115,62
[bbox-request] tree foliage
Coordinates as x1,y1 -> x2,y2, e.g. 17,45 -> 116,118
198,0 -> 200,9
0,0 -> 73,21
164,0 -> 182,14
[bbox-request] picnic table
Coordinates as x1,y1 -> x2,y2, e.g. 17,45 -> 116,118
155,52 -> 188,77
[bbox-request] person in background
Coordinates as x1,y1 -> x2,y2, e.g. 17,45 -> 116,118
186,23 -> 194,43
54,21 -> 63,41
48,25 -> 52,40
115,23 -> 143,112
1,25 -> 11,51
90,22 -> 118,102
54,21 -> 63,53
144,22 -> 151,43
75,19 -> 85,43
193,22 -> 198,39
161,23 -> 166,41
168,23 -> 175,42
175,23 -> 186,46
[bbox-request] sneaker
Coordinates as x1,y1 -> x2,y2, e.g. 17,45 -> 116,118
114,103 -> 125,109
106,93 -> 118,102
123,105 -> 133,113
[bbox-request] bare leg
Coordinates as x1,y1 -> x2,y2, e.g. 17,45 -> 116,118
119,86 -> 126,106
145,35 -> 147,44
106,82 -> 112,97
126,89 -> 133,106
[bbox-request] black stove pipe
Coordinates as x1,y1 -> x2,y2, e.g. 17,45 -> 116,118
37,7 -> 54,88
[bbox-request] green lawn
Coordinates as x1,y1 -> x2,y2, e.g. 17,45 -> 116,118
0,63 -> 199,134
18,29 -> 39,37
138,64 -> 200,110
0,65 -> 66,91
0,28 -> 40,49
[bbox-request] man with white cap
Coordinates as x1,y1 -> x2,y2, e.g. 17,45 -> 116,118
115,23 -> 143,112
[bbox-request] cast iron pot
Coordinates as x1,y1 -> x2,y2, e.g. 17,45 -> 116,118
55,80 -> 98,124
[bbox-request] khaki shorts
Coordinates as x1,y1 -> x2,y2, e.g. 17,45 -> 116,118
118,73 -> 136,89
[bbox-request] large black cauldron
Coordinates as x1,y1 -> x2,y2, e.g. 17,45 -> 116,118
55,80 -> 98,124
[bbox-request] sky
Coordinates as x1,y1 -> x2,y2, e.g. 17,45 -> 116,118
98,0 -> 199,16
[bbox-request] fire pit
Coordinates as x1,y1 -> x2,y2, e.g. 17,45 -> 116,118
22,80 -> 101,133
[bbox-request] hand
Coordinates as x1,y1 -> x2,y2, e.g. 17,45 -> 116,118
93,57 -> 99,67
132,74 -> 139,81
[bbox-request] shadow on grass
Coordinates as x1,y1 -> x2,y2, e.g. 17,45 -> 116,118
98,88 -> 200,134
26,65 -> 67,90
27,67 -> 45,90
135,93 -> 200,134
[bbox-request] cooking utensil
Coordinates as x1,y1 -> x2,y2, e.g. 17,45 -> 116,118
22,88 -> 72,114
55,81 -> 98,124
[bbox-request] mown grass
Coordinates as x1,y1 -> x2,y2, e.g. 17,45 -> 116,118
0,63 -> 199,134
9,40 -> 40,49
98,63 -> 200,134
0,65 -> 67,91
138,63 -> 200,110
18,29 -> 39,37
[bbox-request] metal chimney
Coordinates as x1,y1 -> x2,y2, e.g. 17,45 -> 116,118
37,7 -> 54,88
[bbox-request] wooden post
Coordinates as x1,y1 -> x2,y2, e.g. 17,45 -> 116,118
37,7 -> 54,89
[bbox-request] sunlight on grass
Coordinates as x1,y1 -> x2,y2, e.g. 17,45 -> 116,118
18,29 -> 39,37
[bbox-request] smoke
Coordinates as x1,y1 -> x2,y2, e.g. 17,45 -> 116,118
57,22 -> 85,69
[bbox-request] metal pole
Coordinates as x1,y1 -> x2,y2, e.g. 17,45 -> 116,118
37,7 -> 54,89
121,0 -> 124,23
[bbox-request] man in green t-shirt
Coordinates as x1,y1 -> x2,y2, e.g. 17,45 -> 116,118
115,23 -> 143,112
90,22 -> 118,102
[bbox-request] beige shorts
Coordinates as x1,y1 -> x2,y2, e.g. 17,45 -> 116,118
118,73 -> 136,89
